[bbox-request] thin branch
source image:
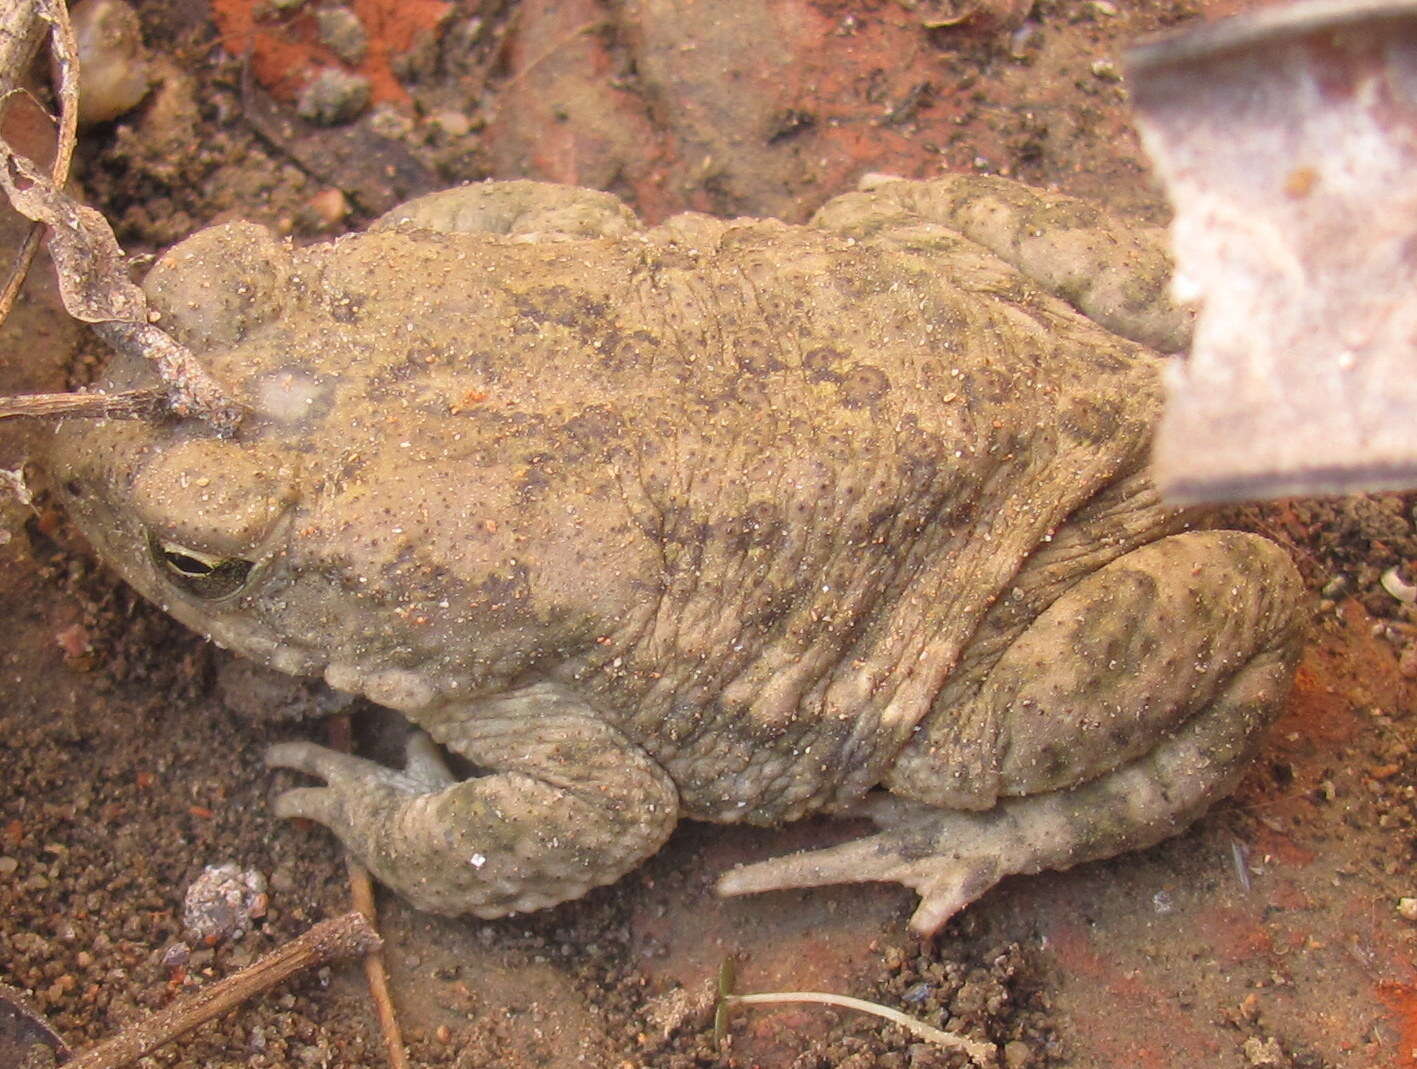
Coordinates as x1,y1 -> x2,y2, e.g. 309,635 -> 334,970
347,858 -> 410,1069
64,912 -> 381,1069
498,19 -> 605,92
39,0 -> 80,186
0,0 -> 48,332
328,715 -> 410,1069
0,387 -> 166,422
0,213 -> 43,327
93,321 -> 245,431
0,1 -> 47,101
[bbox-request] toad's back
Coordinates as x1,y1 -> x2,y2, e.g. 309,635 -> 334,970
275,214 -> 1169,820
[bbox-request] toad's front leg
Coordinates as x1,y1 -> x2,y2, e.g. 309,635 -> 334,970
267,683 -> 679,916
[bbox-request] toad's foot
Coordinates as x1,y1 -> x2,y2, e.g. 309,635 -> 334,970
268,685 -> 679,917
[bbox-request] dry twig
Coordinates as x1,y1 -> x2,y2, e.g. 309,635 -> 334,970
347,857 -> 411,1069
0,386 -> 164,422
64,911 -> 381,1069
328,715 -> 411,1069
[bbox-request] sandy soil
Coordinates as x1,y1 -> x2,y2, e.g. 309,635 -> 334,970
2,1 -> 1416,1067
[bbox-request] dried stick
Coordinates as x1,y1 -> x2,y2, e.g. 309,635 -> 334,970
40,0 -> 80,185
0,387 -> 165,422
347,857 -> 411,1069
64,911 -> 381,1069
92,321 -> 245,429
327,715 -> 410,1069
0,215 -> 43,326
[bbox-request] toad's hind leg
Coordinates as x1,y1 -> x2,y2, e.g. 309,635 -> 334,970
717,531 -> 1304,935
719,679 -> 1275,935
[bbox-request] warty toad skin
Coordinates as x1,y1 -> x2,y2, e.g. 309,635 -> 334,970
47,176 -> 1304,933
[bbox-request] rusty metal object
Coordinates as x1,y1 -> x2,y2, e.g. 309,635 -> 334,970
1128,0 -> 1417,502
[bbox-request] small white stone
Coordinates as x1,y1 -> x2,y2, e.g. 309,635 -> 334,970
1380,566 -> 1417,604
1090,58 -> 1122,82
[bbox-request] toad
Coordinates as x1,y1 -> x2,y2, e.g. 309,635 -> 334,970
47,177 -> 1303,934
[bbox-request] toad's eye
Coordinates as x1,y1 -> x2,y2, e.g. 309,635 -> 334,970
148,534 -> 255,599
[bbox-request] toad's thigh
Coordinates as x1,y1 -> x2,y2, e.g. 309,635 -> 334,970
887,530 -> 1303,805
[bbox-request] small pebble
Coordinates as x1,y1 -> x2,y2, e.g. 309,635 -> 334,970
297,68 -> 371,125
368,104 -> 414,140
427,108 -> 473,139
1003,1039 -> 1032,1067
307,188 -> 350,227
1319,575 -> 1350,599
1380,565 -> 1417,604
316,5 -> 368,65
183,863 -> 268,945
71,0 -> 153,124
1090,58 -> 1121,82
1242,1035 -> 1287,1067
0,856 -> 17,875
268,865 -> 297,894
1008,21 -> 1039,60
1398,897 -> 1417,922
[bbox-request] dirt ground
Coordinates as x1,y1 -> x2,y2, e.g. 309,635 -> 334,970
2,0 -> 1416,1066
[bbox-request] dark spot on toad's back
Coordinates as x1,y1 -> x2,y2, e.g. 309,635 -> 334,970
1061,398 -> 1121,445
733,334 -> 784,375
728,375 -> 770,409
476,564 -> 532,612
598,330 -> 660,373
802,346 -> 846,382
725,502 -> 786,554
837,364 -> 890,409
517,462 -> 552,502
559,406 -> 624,459
514,286 -> 610,338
